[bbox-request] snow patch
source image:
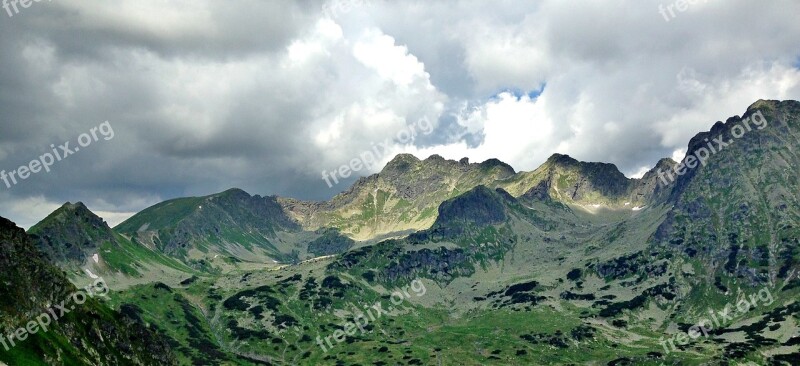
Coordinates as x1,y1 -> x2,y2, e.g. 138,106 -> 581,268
92,253 -> 99,263
84,269 -> 100,279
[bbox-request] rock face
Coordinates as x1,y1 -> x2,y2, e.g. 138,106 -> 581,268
652,100 -> 800,285
435,186 -> 510,227
278,154 -> 517,240
0,217 -> 66,325
28,202 -> 116,267
544,153 -> 632,201
0,217 -> 176,365
508,153 -> 666,206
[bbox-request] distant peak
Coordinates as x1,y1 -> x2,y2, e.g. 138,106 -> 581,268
62,201 -> 87,209
382,154 -> 421,173
387,153 -> 421,164
424,154 -> 445,161
57,201 -> 93,215
655,158 -> 677,168
28,201 -> 106,235
544,153 -> 624,173
747,99 -> 778,112
546,153 -> 578,165
636,158 -> 679,182
214,188 -> 252,200
478,158 -> 516,174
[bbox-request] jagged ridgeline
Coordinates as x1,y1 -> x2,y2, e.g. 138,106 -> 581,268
8,99 -> 800,365
105,145 -> 670,268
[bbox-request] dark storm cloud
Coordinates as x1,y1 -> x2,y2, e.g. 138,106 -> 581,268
1,0 -> 799,229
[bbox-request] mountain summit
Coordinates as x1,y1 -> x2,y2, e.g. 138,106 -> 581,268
28,202 -> 116,267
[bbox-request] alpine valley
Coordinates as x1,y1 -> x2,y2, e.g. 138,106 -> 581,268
1,99 -> 799,365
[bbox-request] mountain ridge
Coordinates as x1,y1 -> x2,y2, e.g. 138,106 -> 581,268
58,100 -> 783,267
11,98 -> 800,365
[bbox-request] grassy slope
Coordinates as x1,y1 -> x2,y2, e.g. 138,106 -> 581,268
106,194 -> 799,365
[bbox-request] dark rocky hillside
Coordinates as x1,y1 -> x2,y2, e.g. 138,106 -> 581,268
28,202 -> 116,267
653,100 -> 800,286
0,217 -> 176,366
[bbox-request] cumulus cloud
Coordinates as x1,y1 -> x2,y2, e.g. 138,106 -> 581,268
1,0 -> 799,228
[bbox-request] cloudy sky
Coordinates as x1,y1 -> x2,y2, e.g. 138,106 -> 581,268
1,0 -> 799,229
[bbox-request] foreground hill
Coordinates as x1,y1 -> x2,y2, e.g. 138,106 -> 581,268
0,217 -> 175,366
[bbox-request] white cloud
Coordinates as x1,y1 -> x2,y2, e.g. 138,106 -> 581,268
0,195 -> 61,230
353,29 -> 429,88
2,0 -> 800,226
629,166 -> 653,179
94,211 -> 137,228
671,149 -> 687,163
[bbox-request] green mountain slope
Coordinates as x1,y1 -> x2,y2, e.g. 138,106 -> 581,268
28,202 -> 116,267
115,188 -> 302,263
28,202 -> 192,279
0,217 -> 177,365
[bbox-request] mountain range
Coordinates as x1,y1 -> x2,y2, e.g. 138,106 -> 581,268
1,99 -> 798,365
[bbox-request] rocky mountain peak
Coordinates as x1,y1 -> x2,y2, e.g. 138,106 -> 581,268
478,158 -> 516,175
213,187 -> 252,202
28,202 -> 116,267
545,153 -> 579,166
381,153 -> 421,174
